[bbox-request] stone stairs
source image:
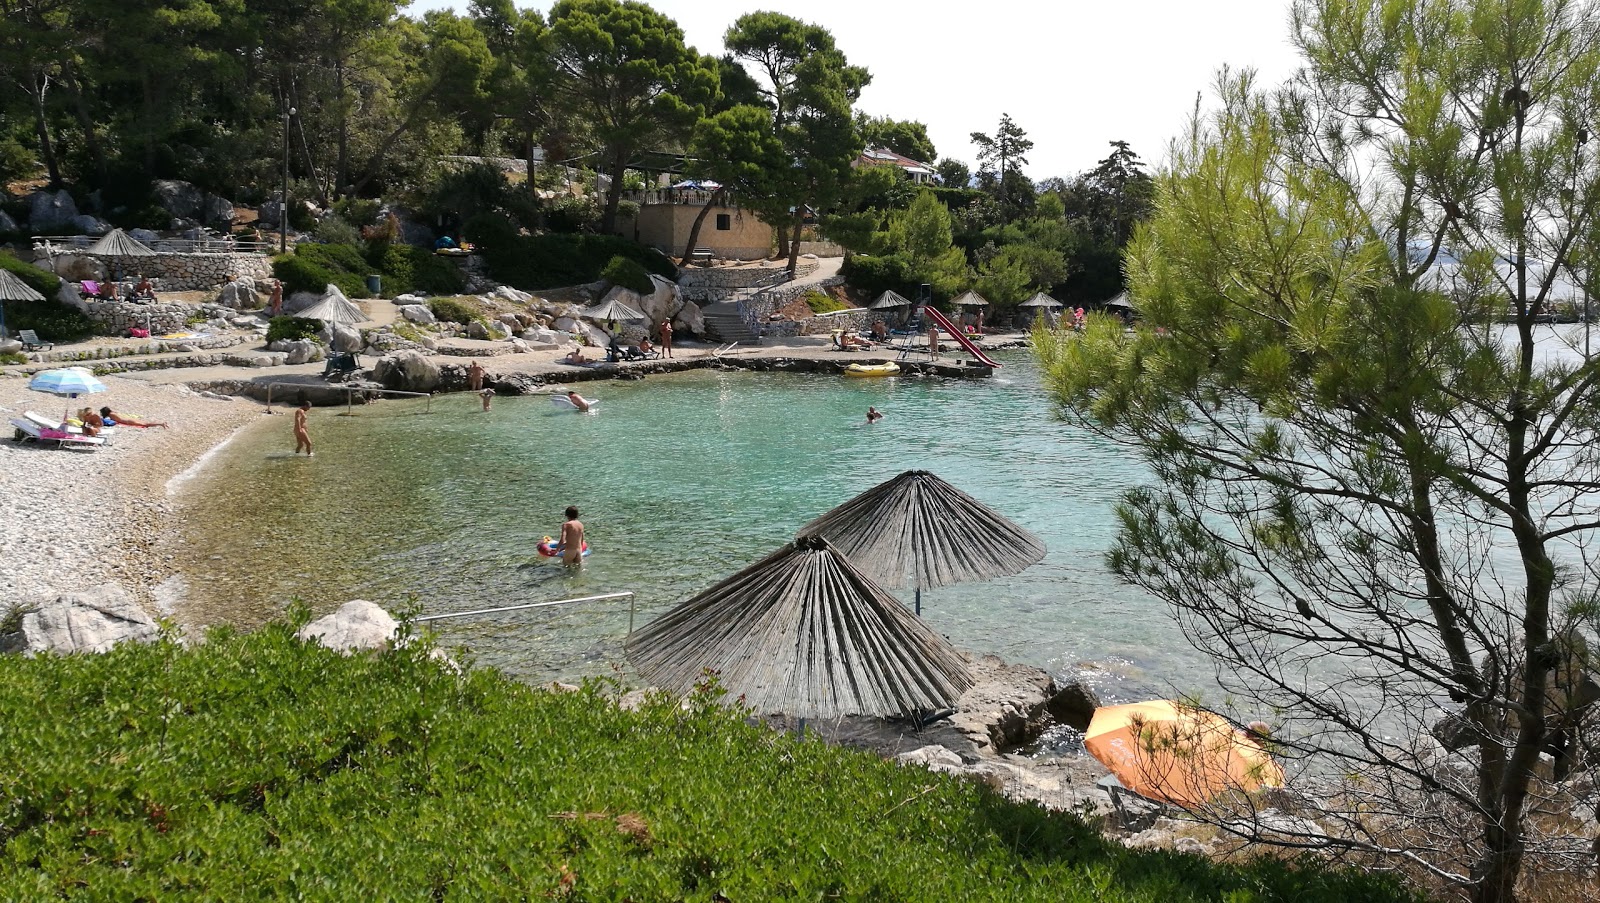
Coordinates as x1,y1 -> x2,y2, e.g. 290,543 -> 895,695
701,302 -> 759,345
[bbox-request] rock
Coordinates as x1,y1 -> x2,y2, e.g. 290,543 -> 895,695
268,338 -> 324,365
216,281 -> 259,309
1432,712 -> 1479,752
509,338 -> 530,353
1046,681 -> 1101,731
284,290 -> 320,314
128,228 -> 159,244
52,254 -> 108,282
0,209 -> 17,233
69,214 -> 111,235
328,323 -> 362,353
372,349 -> 441,392
224,351 -> 289,367
153,179 -> 206,220
201,194 -> 235,226
494,285 -> 532,304
394,293 -> 427,305
296,600 -> 397,652
497,313 -> 523,330
520,327 -> 560,347
466,319 -> 489,340
673,300 -> 705,337
2,586 -> 158,655
0,337 -> 20,355
28,189 -> 79,231
486,320 -> 511,339
896,745 -> 966,769
258,196 -> 283,228
400,304 -> 436,325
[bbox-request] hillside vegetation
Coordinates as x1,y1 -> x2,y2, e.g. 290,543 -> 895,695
0,621 -> 1421,901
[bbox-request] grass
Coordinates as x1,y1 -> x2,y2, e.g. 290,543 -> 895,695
0,620 -> 1424,902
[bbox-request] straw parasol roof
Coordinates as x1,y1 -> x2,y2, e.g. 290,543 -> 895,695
1018,292 -> 1063,309
796,470 -> 1046,592
0,269 -> 47,302
1103,291 -> 1134,309
85,228 -> 157,258
867,290 -> 913,310
584,297 -> 647,321
625,535 -> 973,719
950,290 -> 989,307
297,288 -> 365,325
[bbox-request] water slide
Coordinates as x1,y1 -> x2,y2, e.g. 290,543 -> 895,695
919,306 -> 1002,369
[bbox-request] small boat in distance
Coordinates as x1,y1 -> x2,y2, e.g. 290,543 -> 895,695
843,362 -> 900,378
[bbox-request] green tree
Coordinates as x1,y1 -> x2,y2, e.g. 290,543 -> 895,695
856,114 -> 936,162
682,103 -> 787,259
722,11 -> 868,276
546,0 -> 717,234
935,157 -> 971,188
886,189 -> 967,297
1035,3 -> 1600,900
970,113 -> 1032,222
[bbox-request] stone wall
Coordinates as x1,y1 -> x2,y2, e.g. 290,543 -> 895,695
677,262 -> 820,304
73,300 -> 195,337
42,251 -> 273,291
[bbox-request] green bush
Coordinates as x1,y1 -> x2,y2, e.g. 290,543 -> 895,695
272,247 -> 369,299
841,252 -> 916,300
601,255 -> 654,294
0,622 -> 1422,902
313,214 -> 362,246
479,233 -> 675,291
0,351 -> 27,365
266,315 -> 323,344
0,251 -> 62,298
369,244 -> 465,296
802,290 -> 849,314
544,195 -> 598,233
4,301 -> 97,342
428,296 -> 481,325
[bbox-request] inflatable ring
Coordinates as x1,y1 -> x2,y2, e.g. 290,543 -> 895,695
537,536 -> 591,558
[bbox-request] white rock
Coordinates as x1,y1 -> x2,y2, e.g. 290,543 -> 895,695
509,338 -> 530,353
399,304 -> 436,325
896,745 -> 965,769
7,585 -> 159,654
372,349 -> 441,392
296,600 -> 397,652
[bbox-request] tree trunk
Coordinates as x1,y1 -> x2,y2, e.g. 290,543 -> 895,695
600,148 -> 627,235
335,61 -> 349,194
785,208 -> 804,277
681,187 -> 725,261
61,68 -> 106,184
774,213 -> 790,260
27,76 -> 61,187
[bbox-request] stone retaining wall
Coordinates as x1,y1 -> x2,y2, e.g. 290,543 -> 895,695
677,261 -> 819,303
25,333 -> 246,364
43,251 -> 273,291
73,300 -> 195,337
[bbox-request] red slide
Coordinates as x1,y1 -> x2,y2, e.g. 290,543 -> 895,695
921,306 -> 1002,369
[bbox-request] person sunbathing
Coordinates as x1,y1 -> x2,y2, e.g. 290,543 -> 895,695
76,408 -> 105,437
100,407 -> 168,429
840,332 -> 872,350
638,338 -> 654,355
562,348 -> 588,365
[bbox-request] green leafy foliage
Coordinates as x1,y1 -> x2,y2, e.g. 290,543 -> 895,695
0,252 -> 62,298
266,316 -> 323,344
0,253 -> 95,341
272,248 -> 370,299
369,245 -> 466,296
274,242 -> 464,300
802,290 -> 848,313
477,232 -> 674,290
840,253 -> 916,300
600,255 -> 654,293
0,627 -> 1419,902
427,296 -> 483,325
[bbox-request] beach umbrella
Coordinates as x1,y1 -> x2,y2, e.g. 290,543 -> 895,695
867,290 -> 913,310
950,290 -> 989,307
1018,292 -> 1063,309
625,534 -> 973,720
0,269 -> 47,340
1102,291 -> 1134,310
796,470 -> 1046,615
85,228 -> 157,258
583,298 -> 647,322
297,294 -> 366,325
1084,701 -> 1286,808
29,367 -> 109,421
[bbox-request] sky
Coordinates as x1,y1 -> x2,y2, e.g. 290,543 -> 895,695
410,0 -> 1306,179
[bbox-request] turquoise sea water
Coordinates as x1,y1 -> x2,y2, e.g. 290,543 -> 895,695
167,351 -> 1196,698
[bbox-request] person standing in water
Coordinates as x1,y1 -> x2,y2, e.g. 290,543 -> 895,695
467,360 -> 484,391
559,506 -> 585,566
293,399 -> 313,456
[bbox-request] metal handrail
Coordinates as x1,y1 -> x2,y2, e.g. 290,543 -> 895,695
33,234 -> 275,254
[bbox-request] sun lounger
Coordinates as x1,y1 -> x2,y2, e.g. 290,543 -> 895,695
25,411 -> 115,443
19,329 -> 53,351
10,418 -> 106,450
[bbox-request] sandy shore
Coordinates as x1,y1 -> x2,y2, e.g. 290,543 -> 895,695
0,373 -> 264,609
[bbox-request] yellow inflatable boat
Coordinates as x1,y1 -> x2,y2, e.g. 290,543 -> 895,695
843,362 -> 901,378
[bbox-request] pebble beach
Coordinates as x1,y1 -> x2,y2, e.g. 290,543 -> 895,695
0,373 -> 264,611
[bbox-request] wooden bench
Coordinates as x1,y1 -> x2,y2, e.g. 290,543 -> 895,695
688,248 -> 713,266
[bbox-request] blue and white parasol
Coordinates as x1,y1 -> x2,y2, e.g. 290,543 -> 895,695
29,367 -> 108,398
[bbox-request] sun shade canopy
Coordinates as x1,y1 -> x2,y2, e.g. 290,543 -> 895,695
796,470 -> 1046,591
867,290 -> 913,309
0,269 -> 46,302
85,228 -> 157,257
625,535 -> 973,719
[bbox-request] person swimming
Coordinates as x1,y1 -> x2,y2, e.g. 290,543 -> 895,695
867,406 -> 883,423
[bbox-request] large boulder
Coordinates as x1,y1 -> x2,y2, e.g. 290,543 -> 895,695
466,319 -> 490,340
268,338 -> 324,365
52,253 -> 108,283
0,209 -> 17,233
128,228 -> 160,244
217,281 -> 260,309
326,323 -> 362,353
69,214 -> 111,236
638,274 -> 680,326
1046,680 -> 1101,731
283,290 -> 320,314
373,349 -> 441,392
399,304 -> 436,325
28,189 -> 79,231
201,194 -> 236,227
2,586 -> 159,655
672,300 -> 705,338
153,179 -> 205,220
296,600 -> 397,652
493,285 -> 532,304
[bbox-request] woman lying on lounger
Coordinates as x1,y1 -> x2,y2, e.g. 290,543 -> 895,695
99,407 -> 169,429
76,408 -> 105,437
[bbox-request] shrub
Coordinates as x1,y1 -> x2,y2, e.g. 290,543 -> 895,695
5,301 -> 98,342
841,252 -> 916,300
802,290 -> 849,314
428,296 -> 482,325
0,351 -> 26,365
544,195 -> 598,233
0,623 -> 1422,902
266,316 -> 323,344
272,246 -> 369,299
479,233 -> 675,291
313,214 -> 362,246
369,244 -> 464,296
601,255 -> 654,294
0,251 -> 62,298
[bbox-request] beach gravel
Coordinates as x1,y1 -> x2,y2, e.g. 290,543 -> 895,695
0,373 -> 262,611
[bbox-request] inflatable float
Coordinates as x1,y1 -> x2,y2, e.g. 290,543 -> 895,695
843,362 -> 900,378
537,536 -> 591,558
550,394 -> 599,412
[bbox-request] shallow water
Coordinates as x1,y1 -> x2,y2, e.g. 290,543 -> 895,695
168,350 -> 1187,697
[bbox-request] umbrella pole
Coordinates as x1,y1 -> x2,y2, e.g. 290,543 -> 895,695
915,588 -> 922,616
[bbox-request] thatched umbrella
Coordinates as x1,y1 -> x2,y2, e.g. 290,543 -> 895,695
867,290 -> 912,310
0,269 -> 47,341
85,228 -> 157,258
584,297 -> 647,322
297,294 -> 366,325
796,470 -> 1046,615
625,534 -> 973,720
950,290 -> 989,307
1018,291 -> 1062,309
